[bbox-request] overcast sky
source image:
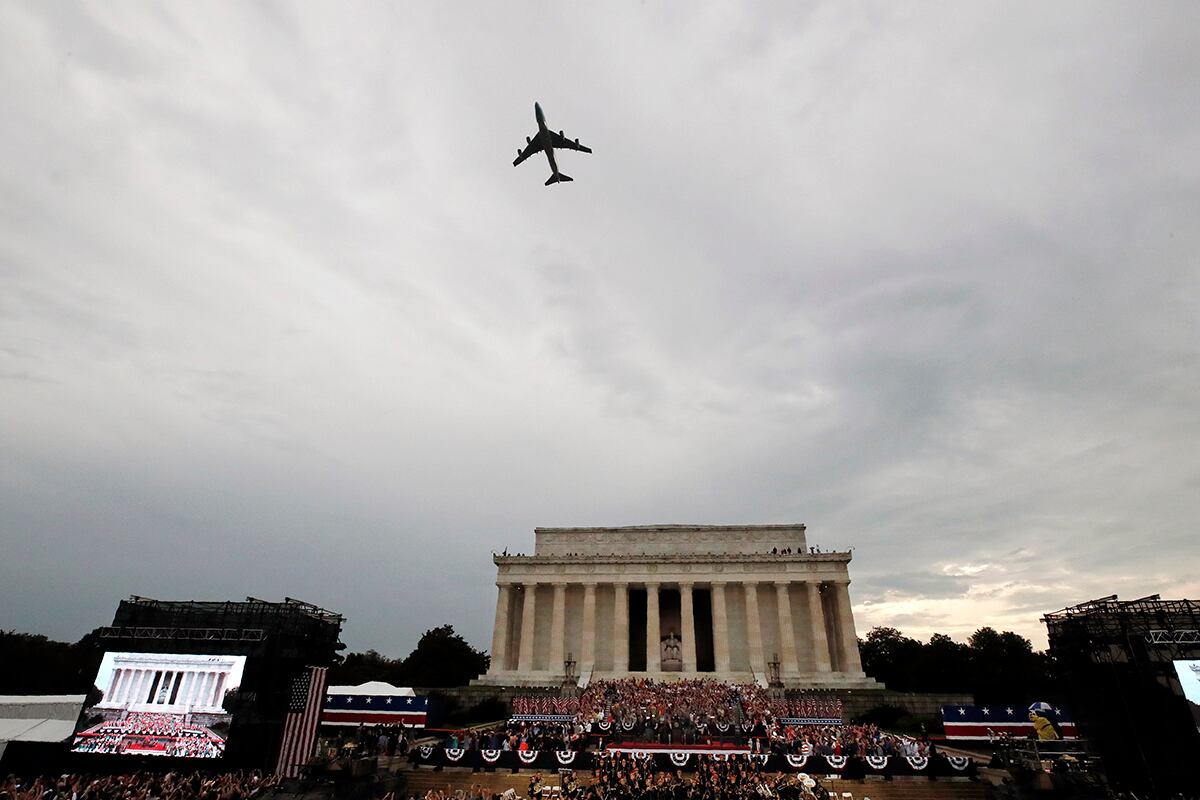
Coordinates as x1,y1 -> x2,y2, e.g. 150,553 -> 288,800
2,2 -> 1198,658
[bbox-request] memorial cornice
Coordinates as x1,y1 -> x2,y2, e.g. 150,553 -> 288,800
494,551 -> 850,566
112,654 -> 238,667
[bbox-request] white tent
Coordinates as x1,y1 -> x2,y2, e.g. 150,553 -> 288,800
0,695 -> 85,761
326,682 -> 415,696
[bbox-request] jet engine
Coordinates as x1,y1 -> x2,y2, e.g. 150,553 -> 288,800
526,136 -> 531,143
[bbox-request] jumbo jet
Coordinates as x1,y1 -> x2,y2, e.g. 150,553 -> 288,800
513,102 -> 592,185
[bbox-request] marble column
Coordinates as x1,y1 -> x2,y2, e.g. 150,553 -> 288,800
549,583 -> 567,672
775,582 -> 800,675
581,582 -> 597,671
806,582 -> 832,672
833,580 -> 863,672
108,669 -> 125,703
613,583 -> 629,672
646,583 -> 661,672
212,673 -> 227,707
128,670 -> 143,705
517,584 -> 538,672
680,583 -> 697,673
711,582 -> 731,673
186,672 -> 201,706
491,584 -> 512,672
744,583 -> 766,674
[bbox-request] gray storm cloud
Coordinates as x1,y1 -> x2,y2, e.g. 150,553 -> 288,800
1,2 -> 1198,654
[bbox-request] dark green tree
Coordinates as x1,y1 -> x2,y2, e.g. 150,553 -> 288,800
918,633 -> 972,692
857,625 -> 1058,702
858,627 -> 923,689
968,627 -> 1054,703
0,630 -> 103,694
330,625 -> 490,689
398,625 -> 490,688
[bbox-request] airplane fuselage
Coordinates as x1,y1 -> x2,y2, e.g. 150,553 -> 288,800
534,103 -> 560,177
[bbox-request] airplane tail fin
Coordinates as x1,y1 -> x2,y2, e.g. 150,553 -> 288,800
545,173 -> 573,186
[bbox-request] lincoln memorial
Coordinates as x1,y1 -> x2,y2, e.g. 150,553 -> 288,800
477,524 -> 878,688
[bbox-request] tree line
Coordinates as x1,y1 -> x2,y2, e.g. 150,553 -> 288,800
2,624 -> 1056,701
326,624 -> 490,688
857,626 -> 1059,702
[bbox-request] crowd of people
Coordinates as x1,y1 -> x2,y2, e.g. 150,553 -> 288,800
513,681 -> 842,731
758,723 -> 931,758
72,712 -> 225,757
0,772 -> 276,800
407,754 -> 832,800
584,752 -> 829,800
444,680 -> 926,760
438,719 -> 586,753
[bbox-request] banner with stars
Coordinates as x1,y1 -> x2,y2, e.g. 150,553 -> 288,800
322,688 -> 428,727
941,704 -> 1076,740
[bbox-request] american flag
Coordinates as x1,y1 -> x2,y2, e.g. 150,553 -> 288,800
275,666 -> 328,777
941,704 -> 1077,740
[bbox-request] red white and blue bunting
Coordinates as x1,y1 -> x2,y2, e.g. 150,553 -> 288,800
409,748 -> 976,777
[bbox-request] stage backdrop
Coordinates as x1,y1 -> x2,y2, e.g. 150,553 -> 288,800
322,681 -> 428,728
941,703 -> 1076,741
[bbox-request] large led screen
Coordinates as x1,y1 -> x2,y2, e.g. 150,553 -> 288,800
1176,659 -> 1200,733
71,652 -> 246,758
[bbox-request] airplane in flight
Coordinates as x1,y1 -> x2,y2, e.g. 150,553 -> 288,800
513,102 -> 592,185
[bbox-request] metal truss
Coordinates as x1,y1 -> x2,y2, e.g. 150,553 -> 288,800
99,626 -> 266,641
1044,595 -> 1200,661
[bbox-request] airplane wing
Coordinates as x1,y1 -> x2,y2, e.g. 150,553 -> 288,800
513,137 -> 544,167
550,130 -> 592,154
